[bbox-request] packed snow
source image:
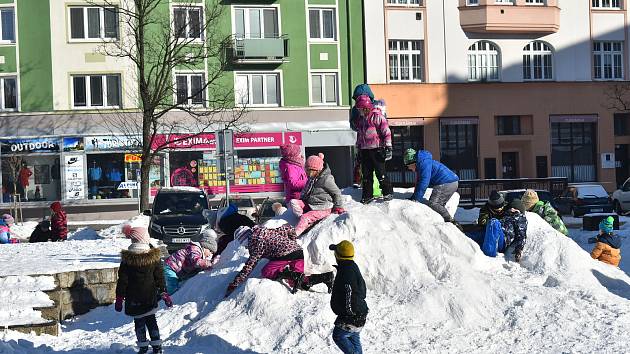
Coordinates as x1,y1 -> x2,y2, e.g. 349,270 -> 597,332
1,191 -> 630,353
0,276 -> 56,326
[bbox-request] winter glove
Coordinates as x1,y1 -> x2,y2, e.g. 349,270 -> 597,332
332,207 -> 346,215
114,296 -> 123,312
161,292 -> 173,308
384,146 -> 393,161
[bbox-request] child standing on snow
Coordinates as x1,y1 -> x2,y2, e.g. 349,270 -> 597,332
163,229 -> 218,295
0,214 -> 16,244
115,226 -> 172,354
290,153 -> 345,236
591,216 -> 622,267
279,143 -> 307,204
50,201 -> 68,241
328,240 -> 369,354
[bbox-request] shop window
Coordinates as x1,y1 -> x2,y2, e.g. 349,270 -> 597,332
387,126 -> 423,185
0,77 -> 17,111
551,122 -> 596,182
614,113 -> 629,136
169,151 -> 203,187
69,6 -> 118,40
235,72 -> 280,106
308,8 -> 336,41
311,73 -> 338,105
1,155 -> 61,202
87,154 -> 131,199
72,74 -> 121,108
440,122 -> 478,179
234,7 -> 279,39
175,73 -> 205,106
173,6 -> 203,40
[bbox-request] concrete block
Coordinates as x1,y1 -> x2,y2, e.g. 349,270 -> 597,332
9,321 -> 59,336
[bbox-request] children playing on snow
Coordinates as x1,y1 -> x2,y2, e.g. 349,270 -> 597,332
215,203 -> 255,256
591,216 -> 622,267
50,201 -> 68,241
0,214 -> 16,244
521,189 -> 568,236
481,199 -> 528,261
279,143 -> 307,204
225,224 -> 334,296
163,229 -> 218,295
478,191 -> 507,227
29,220 -> 53,243
403,148 -> 459,224
115,226 -> 172,354
290,153 -> 345,236
328,240 -> 369,354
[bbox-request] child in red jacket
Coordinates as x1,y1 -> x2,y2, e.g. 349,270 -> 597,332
50,202 -> 68,241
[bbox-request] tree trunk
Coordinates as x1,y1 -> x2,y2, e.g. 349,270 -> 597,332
140,110 -> 153,212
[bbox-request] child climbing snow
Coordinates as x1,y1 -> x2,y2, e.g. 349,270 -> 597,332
163,229 -> 218,295
481,199 -> 528,262
591,216 -> 622,267
279,143 -> 307,204
0,214 -> 16,244
290,153 -> 344,236
50,201 -> 68,241
115,226 -> 172,354
225,224 -> 334,296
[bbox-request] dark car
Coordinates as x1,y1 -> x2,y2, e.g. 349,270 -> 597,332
254,197 -> 286,224
555,184 -> 613,217
145,188 -> 211,253
499,189 -> 559,210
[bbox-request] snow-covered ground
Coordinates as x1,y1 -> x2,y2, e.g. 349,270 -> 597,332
0,276 -> 56,326
1,192 -> 630,353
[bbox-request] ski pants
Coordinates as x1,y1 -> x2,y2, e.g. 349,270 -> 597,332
291,199 -> 332,236
333,325 -> 363,354
134,314 -> 161,348
481,219 -> 506,257
422,181 -> 458,222
360,149 -> 393,200
163,264 -> 181,295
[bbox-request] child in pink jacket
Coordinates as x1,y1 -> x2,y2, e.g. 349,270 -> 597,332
279,144 -> 307,203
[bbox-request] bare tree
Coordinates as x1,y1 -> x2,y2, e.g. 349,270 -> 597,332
605,82 -> 630,113
90,0 -> 245,210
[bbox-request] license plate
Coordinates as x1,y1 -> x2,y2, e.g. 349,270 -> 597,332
172,238 -> 191,243
592,208 -> 603,213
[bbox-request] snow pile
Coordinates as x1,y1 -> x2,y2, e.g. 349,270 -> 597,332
98,214 -> 150,239
8,221 -> 39,241
0,276 -> 56,326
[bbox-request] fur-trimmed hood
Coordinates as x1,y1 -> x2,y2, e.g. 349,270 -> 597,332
121,247 -> 162,267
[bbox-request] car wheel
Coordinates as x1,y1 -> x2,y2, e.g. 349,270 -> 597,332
615,200 -> 625,215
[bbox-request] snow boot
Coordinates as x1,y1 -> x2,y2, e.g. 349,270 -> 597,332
152,345 -> 163,354
277,267 -> 305,294
381,194 -> 394,202
137,347 -> 149,354
302,272 -> 334,293
360,197 -> 374,204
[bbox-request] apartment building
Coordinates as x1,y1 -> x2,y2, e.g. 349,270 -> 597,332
365,0 -> 630,191
0,0 -> 364,208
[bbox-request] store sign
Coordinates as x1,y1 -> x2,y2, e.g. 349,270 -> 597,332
85,136 -> 141,151
118,181 -> 138,190
64,155 -> 85,200
440,117 -> 479,126
0,138 -> 60,154
124,154 -> 142,163
63,137 -> 85,152
153,133 -> 217,150
283,132 -> 302,145
550,115 -> 598,123
234,132 -> 284,148
389,119 -> 426,126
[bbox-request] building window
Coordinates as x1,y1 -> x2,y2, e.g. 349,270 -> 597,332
175,73 -> 205,106
592,0 -> 621,9
0,8 -> 14,43
0,77 -> 16,110
311,73 -> 337,105
308,8 -> 336,40
496,116 -> 521,135
495,0 -> 515,3
235,72 -> 280,106
386,0 -> 422,5
615,113 -> 630,136
72,74 -> 121,108
467,0 -> 479,4
593,41 -> 624,80
526,0 -> 545,3
386,126 -> 424,185
173,6 -> 203,40
234,7 -> 278,39
551,122 -> 597,182
69,6 -> 118,40
523,41 -> 553,80
467,41 -> 500,82
389,40 -> 423,82
440,121 -> 478,179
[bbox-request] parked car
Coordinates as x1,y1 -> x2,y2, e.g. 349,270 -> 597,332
555,184 -> 613,217
612,177 -> 630,214
254,197 -> 286,224
218,195 -> 257,220
145,187 -> 212,253
499,189 -> 558,210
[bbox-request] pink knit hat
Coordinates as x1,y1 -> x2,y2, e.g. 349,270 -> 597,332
280,144 -> 302,161
122,224 -> 150,244
305,153 -> 325,172
355,95 -> 373,110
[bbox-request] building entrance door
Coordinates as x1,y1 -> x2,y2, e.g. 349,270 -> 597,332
502,152 -> 519,179
616,144 -> 629,187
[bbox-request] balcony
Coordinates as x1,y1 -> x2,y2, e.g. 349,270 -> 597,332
458,0 -> 560,34
232,36 -> 289,64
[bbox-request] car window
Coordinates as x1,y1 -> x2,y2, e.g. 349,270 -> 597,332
576,185 -> 608,198
221,198 -> 254,208
154,193 -> 207,215
623,180 -> 630,191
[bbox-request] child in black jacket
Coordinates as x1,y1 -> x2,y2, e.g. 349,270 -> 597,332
328,240 -> 368,354
115,226 -> 172,354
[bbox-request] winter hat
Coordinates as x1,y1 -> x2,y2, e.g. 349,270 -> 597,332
127,242 -> 150,253
305,153 -> 325,172
199,228 -> 218,253
488,191 -> 505,208
403,148 -> 417,166
272,202 -> 287,216
355,95 -> 373,110
509,199 -> 526,214
329,240 -> 354,261
2,214 -> 14,226
122,224 -> 150,244
599,216 -> 614,234
40,220 -> 50,229
234,226 -> 253,244
521,190 -> 540,211
280,144 -> 302,161
50,201 -> 63,213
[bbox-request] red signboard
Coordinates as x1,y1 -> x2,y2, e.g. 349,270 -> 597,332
283,132 -> 302,145
152,134 -> 216,150
234,132 -> 284,148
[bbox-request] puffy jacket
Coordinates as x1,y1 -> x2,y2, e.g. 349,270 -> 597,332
591,233 -> 622,266
355,108 -> 392,150
530,201 -> 568,236
116,248 -> 165,317
413,150 -> 459,202
331,260 -> 369,328
51,210 -> 68,241
349,84 -> 375,132
301,163 -> 343,210
501,212 -> 528,258
29,227 -> 52,243
279,159 -> 307,203
165,242 -> 213,279
0,223 -> 10,244
216,212 -> 256,256
229,224 -> 302,289
477,202 -> 507,227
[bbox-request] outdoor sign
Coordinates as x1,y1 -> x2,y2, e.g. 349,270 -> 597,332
118,181 -> 139,190
64,155 -> 85,200
152,133 -> 217,150
234,132 -> 284,148
63,137 -> 85,152
283,132 -> 303,145
0,138 -> 60,154
124,154 -> 142,163
85,136 -> 141,151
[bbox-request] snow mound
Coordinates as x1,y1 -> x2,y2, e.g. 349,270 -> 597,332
0,276 -> 56,327
99,214 -> 150,239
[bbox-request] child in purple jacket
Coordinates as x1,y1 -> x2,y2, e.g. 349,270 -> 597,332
279,143 -> 307,204
163,229 -> 218,294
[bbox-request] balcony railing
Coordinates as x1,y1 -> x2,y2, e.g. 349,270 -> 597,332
232,35 -> 289,64
458,0 -> 560,34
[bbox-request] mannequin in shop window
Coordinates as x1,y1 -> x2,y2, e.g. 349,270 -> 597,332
18,162 -> 32,201
107,164 -> 123,198
170,165 -> 197,187
88,161 -> 102,198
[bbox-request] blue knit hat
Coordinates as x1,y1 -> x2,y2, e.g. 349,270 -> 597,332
599,216 -> 614,234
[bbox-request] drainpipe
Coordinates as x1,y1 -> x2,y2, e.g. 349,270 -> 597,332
442,0 -> 448,83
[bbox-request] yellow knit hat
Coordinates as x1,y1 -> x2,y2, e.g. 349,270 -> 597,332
521,189 -> 539,211
329,240 -> 354,261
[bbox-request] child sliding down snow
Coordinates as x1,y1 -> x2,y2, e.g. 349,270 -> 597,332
290,153 -> 344,236
115,226 -> 172,354
163,229 -> 218,295
591,216 -> 622,267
